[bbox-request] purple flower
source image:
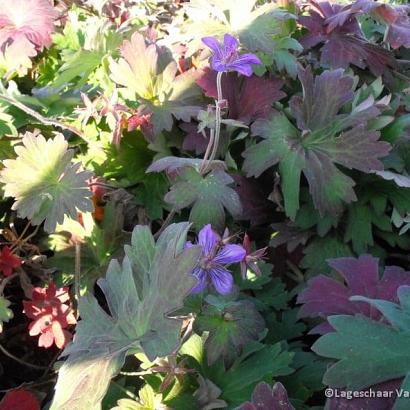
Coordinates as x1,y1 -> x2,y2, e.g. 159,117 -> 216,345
187,224 -> 246,295
201,34 -> 261,77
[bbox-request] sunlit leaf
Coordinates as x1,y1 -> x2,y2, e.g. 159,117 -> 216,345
50,223 -> 201,410
0,132 -> 93,232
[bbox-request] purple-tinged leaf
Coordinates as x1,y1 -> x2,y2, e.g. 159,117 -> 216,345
289,68 -> 354,132
386,16 -> 410,49
235,382 -> 295,410
197,68 -> 285,123
270,222 -> 312,253
180,122 -> 209,155
110,32 -> 202,136
0,0 -> 57,50
326,379 -> 401,410
161,167 -> 242,230
243,67 -> 390,218
232,175 -> 275,226
299,1 -> 397,75
341,0 -> 410,49
147,156 -> 226,174
297,254 -> 410,334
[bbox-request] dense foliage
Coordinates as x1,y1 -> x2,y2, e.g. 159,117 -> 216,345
1,0 -> 410,409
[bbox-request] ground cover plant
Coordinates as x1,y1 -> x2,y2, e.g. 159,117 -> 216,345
1,0 -> 410,409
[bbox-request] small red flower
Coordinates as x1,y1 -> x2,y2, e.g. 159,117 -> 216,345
127,112 -> 152,132
0,388 -> 40,410
0,246 -> 21,277
23,282 -> 76,349
239,233 -> 267,279
28,312 -> 74,349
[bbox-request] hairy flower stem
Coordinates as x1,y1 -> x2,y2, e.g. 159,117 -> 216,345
200,71 -> 223,175
74,242 -> 81,316
0,94 -> 85,139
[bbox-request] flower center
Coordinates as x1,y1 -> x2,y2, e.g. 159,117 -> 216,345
223,49 -> 238,64
199,256 -> 214,271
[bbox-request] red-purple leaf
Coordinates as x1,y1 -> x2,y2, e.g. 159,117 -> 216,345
342,0 -> 410,49
232,175 -> 275,226
180,122 -> 209,155
0,0 -> 57,49
299,1 -> 397,75
235,382 -> 295,410
197,68 -> 286,123
326,379 -> 401,410
297,254 -> 410,334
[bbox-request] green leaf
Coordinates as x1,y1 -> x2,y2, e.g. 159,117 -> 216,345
181,1 -> 296,55
0,297 -> 13,333
238,6 -> 297,53
0,109 -> 17,137
181,336 -> 294,407
300,236 -> 353,277
213,343 -> 294,406
50,223 -> 201,410
95,133 -> 153,186
312,314 -> 410,390
394,373 -> 410,410
271,37 -> 303,78
134,174 -> 169,220
110,33 -> 201,135
112,385 -> 164,410
46,201 -> 125,291
164,167 -> 242,230
279,351 -> 327,404
194,299 -> 266,367
344,202 -> 374,253
265,309 -> 306,344
0,132 -> 93,232
53,50 -> 105,88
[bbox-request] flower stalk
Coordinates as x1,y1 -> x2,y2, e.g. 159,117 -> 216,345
200,71 -> 223,175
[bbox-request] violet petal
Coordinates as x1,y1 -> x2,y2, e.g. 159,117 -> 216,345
198,224 -> 219,255
214,244 -> 246,264
209,267 -> 233,295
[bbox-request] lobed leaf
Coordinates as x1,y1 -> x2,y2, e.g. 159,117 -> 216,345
0,132 -> 93,232
194,299 -> 266,367
298,254 -> 410,334
110,32 -> 202,135
50,223 -> 201,410
163,167 -> 242,230
242,67 -> 390,218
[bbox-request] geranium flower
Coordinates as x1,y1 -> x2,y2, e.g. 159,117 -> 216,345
23,282 -> 76,349
0,246 -> 21,277
201,34 -> 261,77
28,311 -> 74,349
23,282 -> 70,319
186,224 -> 246,295
0,0 -> 56,49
